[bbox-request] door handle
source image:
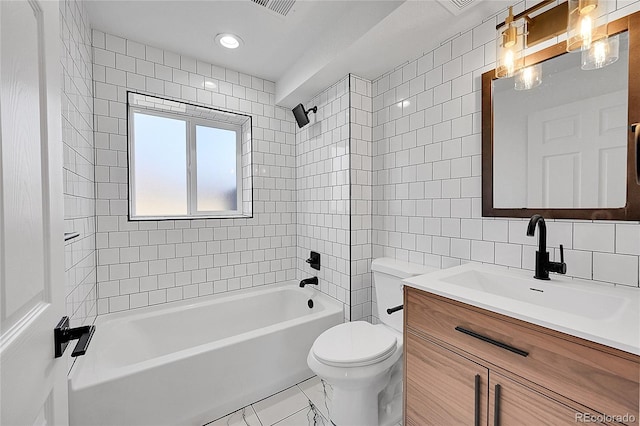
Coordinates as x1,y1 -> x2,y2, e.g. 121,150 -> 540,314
632,123 -> 639,184
54,316 -> 95,358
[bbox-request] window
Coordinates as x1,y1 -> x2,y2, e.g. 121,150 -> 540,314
128,93 -> 252,220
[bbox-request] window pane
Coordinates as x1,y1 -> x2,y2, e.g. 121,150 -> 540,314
196,125 -> 237,212
133,112 -> 187,216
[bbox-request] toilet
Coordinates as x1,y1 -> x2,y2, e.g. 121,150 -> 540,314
307,258 -> 438,426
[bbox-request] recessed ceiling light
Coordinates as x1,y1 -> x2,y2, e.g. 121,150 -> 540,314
215,33 -> 243,49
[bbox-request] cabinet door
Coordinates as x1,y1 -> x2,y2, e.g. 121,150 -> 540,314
488,372 -> 606,426
405,330 -> 489,426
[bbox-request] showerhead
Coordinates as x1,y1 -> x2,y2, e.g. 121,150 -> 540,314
292,103 -> 317,128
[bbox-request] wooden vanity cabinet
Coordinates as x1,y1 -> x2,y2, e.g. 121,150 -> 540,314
406,331 -> 488,426
404,287 -> 640,426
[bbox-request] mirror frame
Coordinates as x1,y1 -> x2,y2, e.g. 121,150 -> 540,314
482,11 -> 640,220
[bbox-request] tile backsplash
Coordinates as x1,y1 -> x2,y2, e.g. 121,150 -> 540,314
92,31 -> 297,313
370,0 -> 640,314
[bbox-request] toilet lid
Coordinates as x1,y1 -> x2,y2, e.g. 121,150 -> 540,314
312,321 -> 397,367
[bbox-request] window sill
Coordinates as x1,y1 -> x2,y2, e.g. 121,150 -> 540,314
129,214 -> 252,221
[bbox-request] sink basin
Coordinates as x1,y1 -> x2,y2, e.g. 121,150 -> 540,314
441,269 -> 628,321
403,263 -> 640,355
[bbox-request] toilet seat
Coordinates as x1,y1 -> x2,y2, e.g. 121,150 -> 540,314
312,321 -> 397,367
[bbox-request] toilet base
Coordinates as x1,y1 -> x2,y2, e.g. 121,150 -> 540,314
325,358 -> 403,426
330,372 -> 388,426
378,359 -> 402,426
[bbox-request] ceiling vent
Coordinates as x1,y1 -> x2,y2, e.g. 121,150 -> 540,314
250,0 -> 296,17
437,0 -> 480,16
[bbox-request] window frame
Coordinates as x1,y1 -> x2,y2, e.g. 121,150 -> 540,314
128,106 -> 244,220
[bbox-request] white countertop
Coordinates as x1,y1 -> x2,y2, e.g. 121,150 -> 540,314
403,263 -> 640,356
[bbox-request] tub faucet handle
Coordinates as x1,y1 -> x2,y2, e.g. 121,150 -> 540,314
306,251 -> 320,271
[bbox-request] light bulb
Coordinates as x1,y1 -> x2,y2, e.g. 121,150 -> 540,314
504,50 -> 515,76
515,64 -> 542,91
593,40 -> 607,66
580,15 -> 593,49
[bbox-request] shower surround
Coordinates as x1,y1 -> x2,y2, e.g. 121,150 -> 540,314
92,31 -> 297,313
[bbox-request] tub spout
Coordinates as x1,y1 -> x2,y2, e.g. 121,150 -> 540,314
299,277 -> 318,287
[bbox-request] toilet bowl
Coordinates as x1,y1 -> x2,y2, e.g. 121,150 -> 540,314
307,258 -> 438,426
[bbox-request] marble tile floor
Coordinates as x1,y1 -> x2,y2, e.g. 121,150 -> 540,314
206,376 -> 403,426
206,376 -> 333,426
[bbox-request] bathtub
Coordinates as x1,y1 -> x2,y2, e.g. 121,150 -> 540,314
68,285 -> 343,426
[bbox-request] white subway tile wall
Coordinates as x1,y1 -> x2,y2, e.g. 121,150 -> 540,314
295,75 -> 373,322
61,0 -> 97,328
371,0 -> 640,321
92,31 -> 297,313
350,75 -> 374,322
296,77 -> 352,319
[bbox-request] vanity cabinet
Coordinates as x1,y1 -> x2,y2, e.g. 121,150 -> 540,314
406,331 -> 488,426
488,371 -> 589,425
404,287 -> 640,426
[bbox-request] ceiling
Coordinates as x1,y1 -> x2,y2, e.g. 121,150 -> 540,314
86,0 -> 511,108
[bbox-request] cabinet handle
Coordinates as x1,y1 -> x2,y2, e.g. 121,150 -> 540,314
474,374 -> 481,426
455,326 -> 529,357
494,384 -> 501,426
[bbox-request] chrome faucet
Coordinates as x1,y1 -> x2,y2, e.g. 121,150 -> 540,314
299,277 -> 318,287
526,214 -> 567,280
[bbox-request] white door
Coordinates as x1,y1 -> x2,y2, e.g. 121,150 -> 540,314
0,0 -> 68,425
527,91 -> 627,208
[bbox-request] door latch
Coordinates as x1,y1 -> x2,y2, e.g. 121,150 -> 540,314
54,316 -> 95,358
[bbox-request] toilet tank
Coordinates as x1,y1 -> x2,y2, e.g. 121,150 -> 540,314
371,258 -> 438,332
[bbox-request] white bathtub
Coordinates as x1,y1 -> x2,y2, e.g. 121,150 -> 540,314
68,285 -> 342,426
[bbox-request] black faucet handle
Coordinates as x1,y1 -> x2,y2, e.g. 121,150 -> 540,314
548,244 -> 567,275
559,244 -> 567,274
306,251 -> 320,271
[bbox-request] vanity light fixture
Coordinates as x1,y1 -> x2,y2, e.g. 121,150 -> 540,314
567,0 -> 608,52
582,34 -> 619,69
495,6 -> 524,79
496,0 -> 615,88
215,33 -> 243,49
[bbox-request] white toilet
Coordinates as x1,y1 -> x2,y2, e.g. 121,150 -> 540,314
307,258 -> 438,426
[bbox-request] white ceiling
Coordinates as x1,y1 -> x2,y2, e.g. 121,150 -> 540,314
86,0 -> 511,108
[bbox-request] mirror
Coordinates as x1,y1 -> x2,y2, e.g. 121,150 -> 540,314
482,12 -> 640,220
